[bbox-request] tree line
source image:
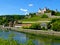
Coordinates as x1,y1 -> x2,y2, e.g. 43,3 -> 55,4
0,15 -> 25,25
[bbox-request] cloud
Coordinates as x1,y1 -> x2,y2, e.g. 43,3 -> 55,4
28,4 -> 33,7
25,12 -> 29,15
20,8 -> 28,12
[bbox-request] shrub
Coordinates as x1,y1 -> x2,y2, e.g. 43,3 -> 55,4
29,23 -> 41,30
47,23 -> 51,29
41,14 -> 48,18
51,18 -> 60,23
51,21 -> 60,31
26,39 -> 35,45
48,18 -> 60,31
51,10 -> 56,15
55,12 -> 60,16
41,27 -> 46,30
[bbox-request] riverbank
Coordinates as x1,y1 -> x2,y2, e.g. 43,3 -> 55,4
1,27 -> 60,39
10,28 -> 60,39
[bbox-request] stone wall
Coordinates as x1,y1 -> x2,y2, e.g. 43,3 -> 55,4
45,13 -> 52,17
36,12 -> 52,18
51,16 -> 60,18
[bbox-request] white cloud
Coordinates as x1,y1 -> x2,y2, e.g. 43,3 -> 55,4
29,4 -> 33,7
25,12 -> 29,15
20,8 -> 28,12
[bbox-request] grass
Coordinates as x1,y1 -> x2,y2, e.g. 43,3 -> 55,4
21,16 -> 52,22
13,28 -> 60,40
0,33 -> 35,45
0,38 -> 35,45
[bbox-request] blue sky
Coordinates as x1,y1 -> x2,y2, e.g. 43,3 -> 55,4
0,0 -> 60,15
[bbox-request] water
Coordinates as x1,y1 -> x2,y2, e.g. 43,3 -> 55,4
0,30 -> 60,45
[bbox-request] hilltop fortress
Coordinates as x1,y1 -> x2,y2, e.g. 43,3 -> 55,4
38,7 -> 47,14
36,7 -> 52,17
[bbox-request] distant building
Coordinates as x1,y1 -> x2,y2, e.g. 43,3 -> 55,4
36,7 -> 52,17
40,23 -> 47,29
38,7 -> 47,14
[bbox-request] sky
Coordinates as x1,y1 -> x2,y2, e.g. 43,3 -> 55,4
0,0 -> 60,15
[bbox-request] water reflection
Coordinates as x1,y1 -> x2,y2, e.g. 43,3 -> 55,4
26,33 -> 60,45
0,30 -> 60,45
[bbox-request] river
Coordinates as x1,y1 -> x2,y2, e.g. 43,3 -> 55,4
0,30 -> 60,45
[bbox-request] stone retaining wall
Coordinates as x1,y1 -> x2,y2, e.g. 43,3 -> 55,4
11,28 -> 60,37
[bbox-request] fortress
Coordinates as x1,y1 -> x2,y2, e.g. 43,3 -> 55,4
36,7 -> 52,17
38,7 -> 47,14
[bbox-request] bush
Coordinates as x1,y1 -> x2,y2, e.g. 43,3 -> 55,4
55,12 -> 60,16
51,18 -> 60,23
48,18 -> 60,31
41,14 -> 48,18
51,21 -> 60,31
47,23 -> 51,29
41,27 -> 47,30
51,10 -> 56,15
29,23 -> 41,30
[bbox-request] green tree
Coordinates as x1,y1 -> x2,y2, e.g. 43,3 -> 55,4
29,13 -> 36,17
29,23 -> 41,30
55,12 -> 60,16
41,14 -> 48,18
48,18 -> 60,31
51,21 -> 60,31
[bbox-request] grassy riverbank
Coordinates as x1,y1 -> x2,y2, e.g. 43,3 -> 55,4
0,30 -> 35,45
11,28 -> 60,39
0,36 -> 35,45
1,27 -> 60,39
0,39 -> 35,45
0,27 -> 60,45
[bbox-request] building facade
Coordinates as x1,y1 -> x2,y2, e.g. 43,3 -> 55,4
38,7 -> 47,14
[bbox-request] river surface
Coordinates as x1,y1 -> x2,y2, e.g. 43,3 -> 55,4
0,30 -> 60,45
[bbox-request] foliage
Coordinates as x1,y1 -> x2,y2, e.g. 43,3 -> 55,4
26,39 -> 35,45
49,18 -> 60,25
29,23 -> 41,30
0,32 -> 35,45
22,15 -> 41,21
55,12 -> 60,16
45,8 -> 60,16
0,15 -> 25,26
47,18 -> 59,29
22,15 -> 51,22
51,10 -> 60,16
48,18 -> 60,31
29,13 -> 36,17
41,27 -> 46,30
51,10 -> 56,15
0,38 -> 18,45
0,38 -> 35,45
47,23 -> 51,29
41,14 -> 48,18
51,21 -> 60,31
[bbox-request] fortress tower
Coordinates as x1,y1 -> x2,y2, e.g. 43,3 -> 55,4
38,7 -> 47,14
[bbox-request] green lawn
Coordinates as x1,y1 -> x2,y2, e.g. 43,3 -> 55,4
21,16 -> 52,21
